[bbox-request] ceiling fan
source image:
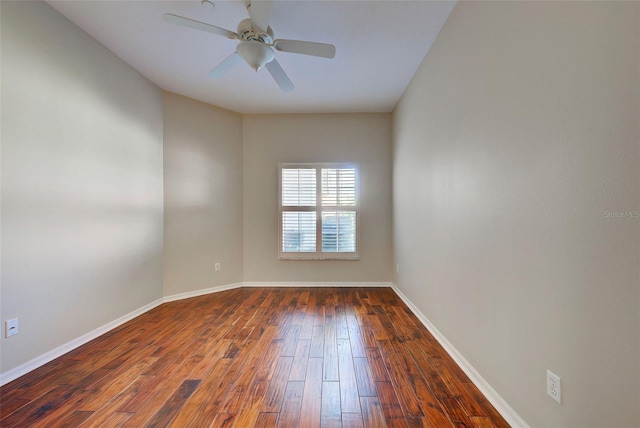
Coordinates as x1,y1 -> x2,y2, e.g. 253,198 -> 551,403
163,0 -> 336,92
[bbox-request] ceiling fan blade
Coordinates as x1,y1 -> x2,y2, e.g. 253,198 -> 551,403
163,13 -> 238,39
247,0 -> 272,34
208,53 -> 242,78
273,39 -> 335,59
265,59 -> 294,92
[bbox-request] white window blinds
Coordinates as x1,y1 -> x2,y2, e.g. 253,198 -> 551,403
282,168 -> 316,206
279,163 -> 359,260
321,168 -> 356,206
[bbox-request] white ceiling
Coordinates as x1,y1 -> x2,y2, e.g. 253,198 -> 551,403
47,0 -> 455,114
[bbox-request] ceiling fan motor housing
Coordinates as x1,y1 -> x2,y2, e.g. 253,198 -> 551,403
237,18 -> 274,43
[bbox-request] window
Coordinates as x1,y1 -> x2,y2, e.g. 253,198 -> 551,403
279,163 -> 358,260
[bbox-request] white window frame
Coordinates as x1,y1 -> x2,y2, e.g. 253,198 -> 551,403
278,162 -> 360,260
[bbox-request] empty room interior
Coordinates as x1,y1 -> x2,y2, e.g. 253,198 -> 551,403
1,1 -> 639,427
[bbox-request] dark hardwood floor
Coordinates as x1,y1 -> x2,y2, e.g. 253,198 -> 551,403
0,287 -> 509,427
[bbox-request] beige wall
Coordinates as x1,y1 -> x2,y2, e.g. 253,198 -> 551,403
243,114 -> 393,283
162,92 -> 243,295
164,110 -> 393,291
1,1 -> 164,373
393,1 -> 639,427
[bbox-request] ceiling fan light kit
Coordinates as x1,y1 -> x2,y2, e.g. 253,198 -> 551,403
237,40 -> 274,71
163,0 -> 336,92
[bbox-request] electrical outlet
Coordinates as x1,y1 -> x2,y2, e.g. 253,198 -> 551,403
5,318 -> 19,338
396,264 -> 399,273
215,263 -> 221,271
547,370 -> 561,404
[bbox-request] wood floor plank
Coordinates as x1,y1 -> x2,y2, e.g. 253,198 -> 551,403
365,348 -> 390,382
119,330 -> 219,427
50,409 -> 94,427
290,307 -> 307,327
470,416 -> 497,428
360,325 -> 377,349
0,384 -> 74,427
260,290 -> 278,308
28,356 -> 159,427
144,378 -> 201,427
255,339 -> 286,381
321,381 -> 342,427
376,341 -> 424,418
187,333 -> 238,379
0,397 -> 30,420
3,345 -> 112,406
220,326 -> 279,415
342,412 -> 365,428
404,342 -> 452,398
243,306 -> 269,331
223,327 -> 256,358
360,396 -> 387,428
300,357 -> 323,428
353,357 -> 377,397
405,416 -> 431,428
389,340 -> 423,380
345,308 -> 367,358
438,396 -> 475,428
352,304 -> 369,327
0,359 -> 65,395
368,313 -> 392,341
255,412 -> 279,428
336,304 -> 350,340
120,372 -> 199,426
0,366 -> 66,412
337,339 -> 361,413
262,357 -> 294,413
323,309 -> 339,381
297,290 -> 310,307
276,381 -> 304,428
289,339 -> 311,381
387,306 -> 425,340
463,384 -> 512,428
178,323 -> 264,426
0,288 -> 509,428
116,374 -> 167,413
309,325 -> 325,358
411,376 -> 455,428
300,291 -> 318,340
211,412 -> 236,427
75,376 -> 156,427
373,305 -> 402,342
376,381 -> 409,428
164,359 -> 233,426
430,357 -> 488,418
229,379 -> 270,428
300,315 -> 316,341
78,356 -> 160,412
281,325 -> 302,357
313,291 -> 326,326
325,288 -> 340,307
89,410 -> 132,427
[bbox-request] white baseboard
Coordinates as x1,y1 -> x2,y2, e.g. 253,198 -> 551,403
390,284 -> 529,428
0,297 -> 164,386
162,282 -> 244,302
243,281 -> 393,288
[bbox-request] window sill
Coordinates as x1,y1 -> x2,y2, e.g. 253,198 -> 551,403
279,255 -> 360,261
